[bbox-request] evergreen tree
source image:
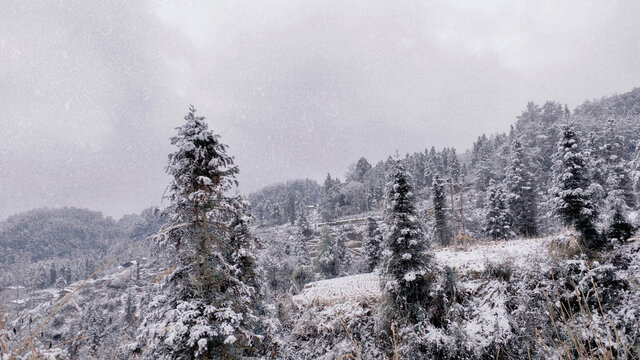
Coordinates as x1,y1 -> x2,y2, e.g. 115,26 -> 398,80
291,212 -> 312,270
352,157 -> 372,182
83,303 -> 105,354
505,138 -> 538,237
138,106 -> 264,358
631,138 -> 640,193
603,120 -> 636,209
585,131 -> 607,208
362,217 -> 383,272
380,162 -> 433,323
314,228 -> 344,278
284,192 -> 297,225
319,173 -> 339,221
49,265 -> 57,287
124,289 -> 136,323
449,148 -> 461,182
550,126 -> 603,250
290,214 -> 315,293
432,176 -> 451,246
484,180 -> 514,240
602,120 -> 636,241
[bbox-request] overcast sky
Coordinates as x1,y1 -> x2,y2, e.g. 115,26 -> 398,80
1,0 -> 639,220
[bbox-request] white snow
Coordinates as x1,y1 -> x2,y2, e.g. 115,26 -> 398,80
294,236 -> 559,307
293,273 -> 380,306
434,235 -> 557,274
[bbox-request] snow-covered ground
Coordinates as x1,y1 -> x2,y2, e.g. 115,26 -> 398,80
294,272 -> 380,306
295,235 -> 561,306
434,234 -> 561,274
289,234 -> 571,354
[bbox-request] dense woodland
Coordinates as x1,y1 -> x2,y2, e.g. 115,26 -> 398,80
1,88 -> 640,359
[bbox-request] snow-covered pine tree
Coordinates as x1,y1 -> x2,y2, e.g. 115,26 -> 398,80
137,106 -> 264,359
362,217 -> 383,272
432,175 -> 451,246
484,180 -> 514,240
290,212 -> 314,291
314,228 -> 342,278
550,125 -> 603,250
505,138 -> 538,237
223,205 -> 267,354
602,120 -> 636,241
319,173 -> 338,221
585,131 -> 607,208
449,148 -> 461,182
291,214 -> 311,260
381,161 -> 433,323
83,303 -> 105,354
631,138 -> 640,193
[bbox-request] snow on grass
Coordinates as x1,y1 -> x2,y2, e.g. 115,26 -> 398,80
295,236 -> 561,307
434,235 -> 560,274
293,273 -> 380,306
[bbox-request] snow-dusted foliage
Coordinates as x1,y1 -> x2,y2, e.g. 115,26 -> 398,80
314,228 -> 346,279
505,138 -> 538,237
380,161 -> 434,324
483,180 -> 514,240
550,125 -> 603,250
136,106 -> 266,358
632,138 -> 640,193
432,175 -> 451,246
362,217 -> 383,272
602,120 -> 636,241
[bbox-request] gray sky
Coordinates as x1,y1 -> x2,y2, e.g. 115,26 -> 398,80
1,0 -> 639,220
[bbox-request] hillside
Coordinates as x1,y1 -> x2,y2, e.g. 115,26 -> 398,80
0,208 -> 120,264
279,234 -> 640,359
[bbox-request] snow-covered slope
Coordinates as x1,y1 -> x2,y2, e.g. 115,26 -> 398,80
282,233 -> 639,359
294,234 -> 560,305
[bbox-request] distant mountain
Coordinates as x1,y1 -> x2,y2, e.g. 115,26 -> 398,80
0,207 -> 122,264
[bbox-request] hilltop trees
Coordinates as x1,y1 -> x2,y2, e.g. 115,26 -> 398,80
380,162 -> 433,324
138,106 -> 265,358
550,126 -> 603,250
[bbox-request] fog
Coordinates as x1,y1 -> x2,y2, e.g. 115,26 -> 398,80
2,0 -> 639,219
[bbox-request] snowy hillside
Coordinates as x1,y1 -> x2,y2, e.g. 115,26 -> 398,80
278,233 -> 640,359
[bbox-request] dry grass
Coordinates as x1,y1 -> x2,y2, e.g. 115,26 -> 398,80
538,261 -> 634,360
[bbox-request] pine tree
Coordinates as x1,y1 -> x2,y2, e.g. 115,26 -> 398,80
449,148 -> 461,182
83,303 -> 105,353
432,175 -> 451,246
381,162 -> 433,323
603,120 -> 636,208
314,228 -> 343,278
585,131 -> 607,209
290,213 -> 315,293
319,173 -> 338,221
362,217 -> 383,272
49,264 -> 57,287
138,106 -> 264,358
631,138 -> 640,193
290,212 -> 313,288
124,289 -> 136,323
484,180 -> 514,240
602,120 -> 636,241
284,192 -> 297,225
505,138 -> 538,237
550,126 -> 603,250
